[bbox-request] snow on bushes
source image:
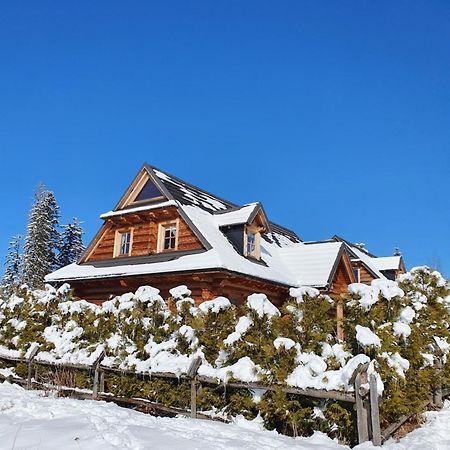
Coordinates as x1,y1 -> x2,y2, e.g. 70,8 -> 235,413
345,267 -> 450,427
0,269 -> 449,443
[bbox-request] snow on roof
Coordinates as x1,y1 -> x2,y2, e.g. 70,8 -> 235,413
276,242 -> 343,288
213,203 -> 260,227
46,166 -> 343,289
46,204 -> 302,287
372,256 -> 402,271
342,243 -> 386,279
153,168 -> 233,212
100,200 -> 177,218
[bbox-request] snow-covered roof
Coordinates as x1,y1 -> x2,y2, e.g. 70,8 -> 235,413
372,256 -> 402,271
331,236 -> 386,279
47,203 -> 303,287
46,165 -> 358,290
276,242 -> 344,287
153,167 -> 233,212
346,244 -> 385,279
213,203 -> 261,227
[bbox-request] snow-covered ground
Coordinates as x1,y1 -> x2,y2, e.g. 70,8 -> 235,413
0,381 -> 448,450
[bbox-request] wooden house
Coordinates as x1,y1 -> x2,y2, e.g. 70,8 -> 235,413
46,164 -> 404,308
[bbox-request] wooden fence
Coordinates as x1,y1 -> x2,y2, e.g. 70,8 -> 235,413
0,349 -> 446,447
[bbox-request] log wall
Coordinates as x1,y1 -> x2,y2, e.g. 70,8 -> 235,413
88,207 -> 203,261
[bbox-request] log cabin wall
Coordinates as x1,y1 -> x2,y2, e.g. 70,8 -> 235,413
87,207 -> 203,261
71,271 -> 291,307
329,258 -> 354,296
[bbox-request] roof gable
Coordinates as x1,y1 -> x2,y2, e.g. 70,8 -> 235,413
332,235 -> 385,279
214,203 -> 269,231
114,165 -> 169,211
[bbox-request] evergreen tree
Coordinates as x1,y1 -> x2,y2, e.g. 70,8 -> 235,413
56,218 -> 85,268
22,185 -> 60,288
1,235 -> 23,296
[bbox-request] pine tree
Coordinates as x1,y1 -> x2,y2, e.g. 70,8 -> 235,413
22,185 -> 60,288
1,235 -> 23,296
56,218 -> 85,268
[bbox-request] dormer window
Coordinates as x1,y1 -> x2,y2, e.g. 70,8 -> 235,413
157,220 -> 179,252
247,231 -> 256,255
244,227 -> 261,259
114,230 -> 133,257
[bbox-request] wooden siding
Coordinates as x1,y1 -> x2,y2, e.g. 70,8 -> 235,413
87,207 -> 203,262
329,258 -> 354,296
70,271 -> 291,307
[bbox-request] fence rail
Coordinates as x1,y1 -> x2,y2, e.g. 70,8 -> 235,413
2,349 -> 444,447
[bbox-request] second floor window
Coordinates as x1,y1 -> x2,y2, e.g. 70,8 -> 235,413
244,227 -> 260,259
246,231 -> 256,256
158,221 -> 179,252
163,225 -> 177,250
114,230 -> 133,257
119,231 -> 132,256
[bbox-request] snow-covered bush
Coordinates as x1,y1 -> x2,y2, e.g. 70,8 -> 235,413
345,267 -> 450,427
0,268 -> 449,444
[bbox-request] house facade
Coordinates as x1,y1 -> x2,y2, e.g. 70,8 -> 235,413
46,164 -> 405,309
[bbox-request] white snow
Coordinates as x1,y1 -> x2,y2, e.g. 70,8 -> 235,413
223,316 -> 253,345
286,353 -> 370,392
381,352 -> 410,378
134,285 -> 164,305
349,279 -> 404,311
213,203 -> 260,227
371,256 -> 402,272
273,337 -> 296,350
169,285 -> 192,300
198,296 -> 232,314
393,322 -> 411,339
355,325 -> 381,348
2,381 -> 450,450
0,381 -> 345,450
277,242 -> 343,288
100,200 -> 178,218
246,293 -> 280,319
289,286 -> 321,302
399,306 -> 416,324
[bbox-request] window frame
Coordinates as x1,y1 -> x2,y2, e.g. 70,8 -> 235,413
353,267 -> 361,283
157,219 -> 179,253
114,228 -> 134,257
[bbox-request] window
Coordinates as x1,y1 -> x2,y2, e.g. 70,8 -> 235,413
157,221 -> 179,252
134,179 -> 163,203
247,231 -> 256,256
114,230 -> 133,257
244,227 -> 260,259
353,268 -> 360,283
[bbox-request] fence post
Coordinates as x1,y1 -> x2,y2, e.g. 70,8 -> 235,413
99,370 -> 105,394
369,373 -> 382,446
27,345 -> 40,389
351,362 -> 370,444
92,351 -> 105,399
187,356 -> 202,419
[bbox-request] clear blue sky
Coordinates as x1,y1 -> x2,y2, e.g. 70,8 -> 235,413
0,1 -> 449,276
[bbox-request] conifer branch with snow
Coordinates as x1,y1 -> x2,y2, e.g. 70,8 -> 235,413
1,235 -> 23,296
22,185 -> 61,288
56,218 -> 85,269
